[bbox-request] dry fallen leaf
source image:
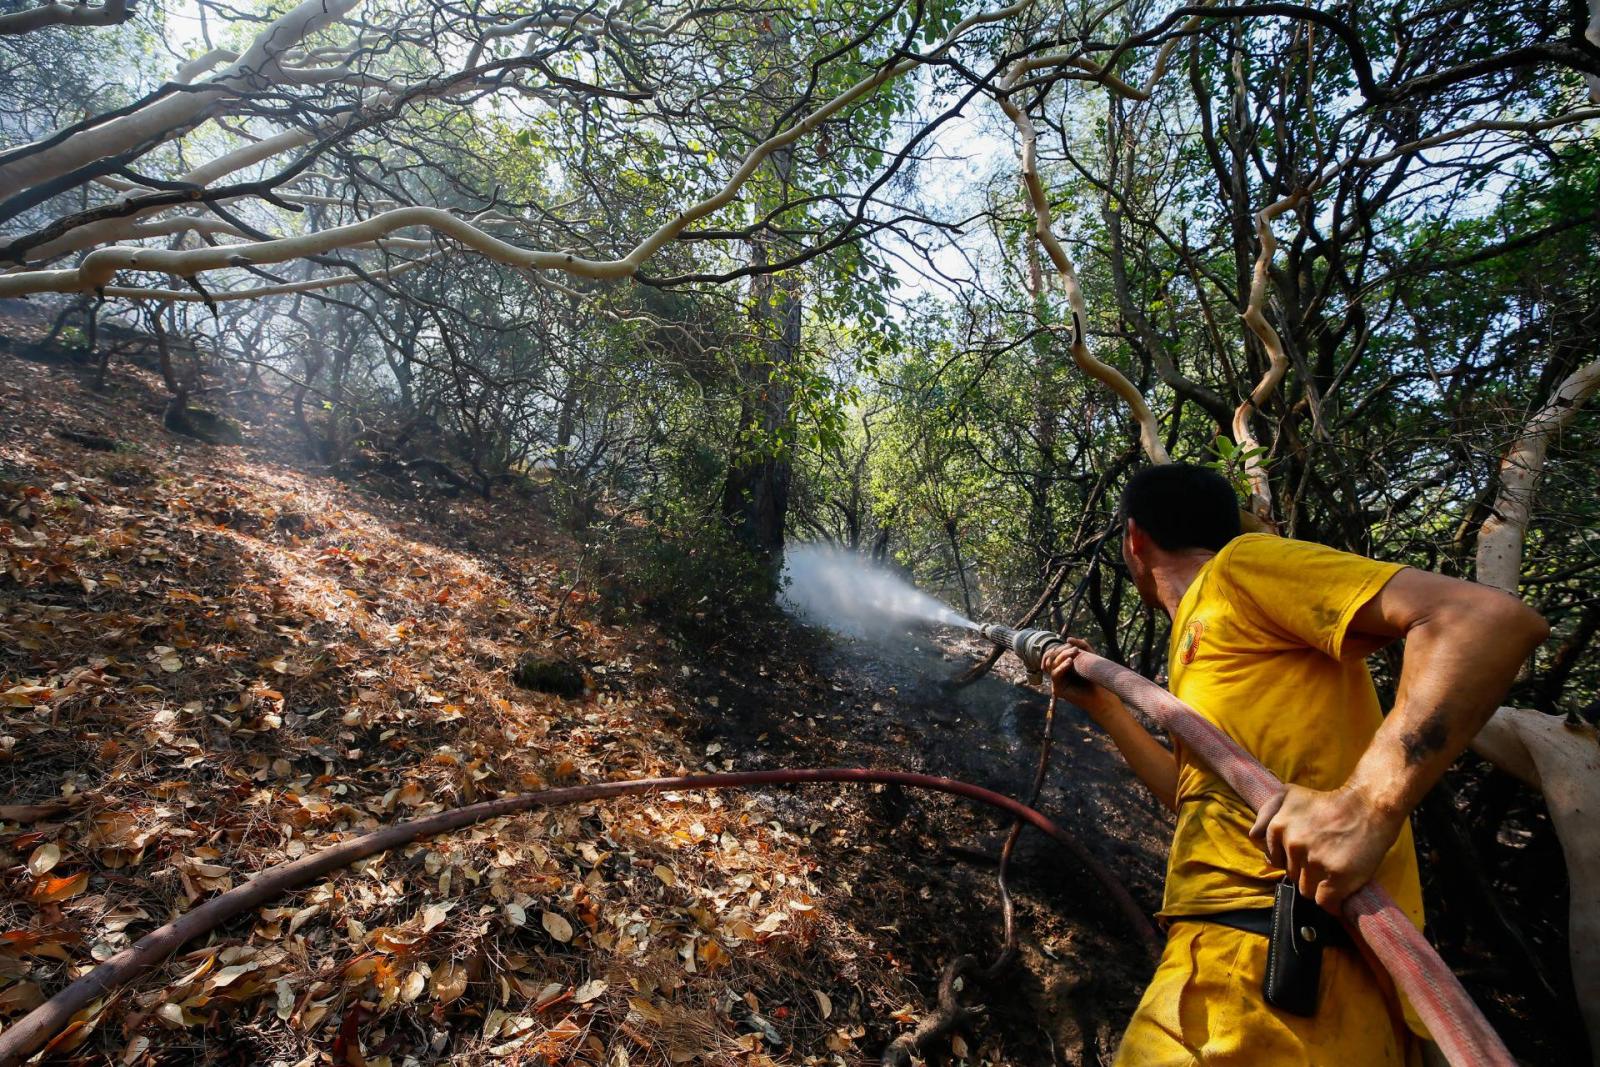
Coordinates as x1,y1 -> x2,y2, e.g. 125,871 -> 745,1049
0,980 -> 45,1013
813,989 -> 832,1019
27,842 -> 61,877
275,980 -> 295,1021
208,962 -> 259,989
652,864 -> 676,887
541,911 -> 574,943
30,871 -> 89,903
573,979 -> 607,1004
431,961 -> 468,1005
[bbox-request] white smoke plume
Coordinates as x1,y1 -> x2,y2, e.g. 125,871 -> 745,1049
780,543 -> 974,638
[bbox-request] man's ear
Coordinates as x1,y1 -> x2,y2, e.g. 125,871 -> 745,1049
1124,517 -> 1145,559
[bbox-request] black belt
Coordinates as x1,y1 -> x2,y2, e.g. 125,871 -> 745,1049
1174,904 -> 1353,949
1169,881 -> 1354,1016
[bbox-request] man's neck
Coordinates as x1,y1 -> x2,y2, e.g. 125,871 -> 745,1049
1153,550 -> 1216,618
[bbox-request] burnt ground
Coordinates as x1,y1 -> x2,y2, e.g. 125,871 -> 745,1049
681,618 -> 1175,1065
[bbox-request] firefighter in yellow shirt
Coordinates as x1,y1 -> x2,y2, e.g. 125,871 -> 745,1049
1041,464 -> 1547,1066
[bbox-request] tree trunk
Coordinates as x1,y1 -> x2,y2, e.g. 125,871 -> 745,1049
720,127 -> 799,565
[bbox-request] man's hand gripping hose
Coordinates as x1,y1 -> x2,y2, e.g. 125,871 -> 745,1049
1047,636 -> 1515,1067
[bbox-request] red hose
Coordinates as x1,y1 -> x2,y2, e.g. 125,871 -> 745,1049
0,767 -> 1158,1066
1070,649 -> 1515,1067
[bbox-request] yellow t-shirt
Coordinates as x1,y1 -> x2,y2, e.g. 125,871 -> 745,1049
1160,533 -> 1425,935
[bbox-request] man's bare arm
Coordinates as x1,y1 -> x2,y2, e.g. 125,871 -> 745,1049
1043,639 -> 1179,810
1250,567 -> 1548,909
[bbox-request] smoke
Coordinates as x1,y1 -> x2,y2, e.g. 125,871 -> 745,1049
780,543 -> 974,638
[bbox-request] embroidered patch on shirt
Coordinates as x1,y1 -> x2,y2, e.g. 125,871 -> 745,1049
1179,618 -> 1205,665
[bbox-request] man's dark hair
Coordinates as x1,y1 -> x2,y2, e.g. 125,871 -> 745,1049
1117,463 -> 1242,552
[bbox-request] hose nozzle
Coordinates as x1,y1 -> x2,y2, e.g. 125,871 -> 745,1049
978,623 -> 1064,684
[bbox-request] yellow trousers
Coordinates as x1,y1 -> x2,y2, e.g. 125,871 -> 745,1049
1113,922 -> 1416,1066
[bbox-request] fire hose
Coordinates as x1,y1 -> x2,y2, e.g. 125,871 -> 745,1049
0,768 -> 1156,1066
978,623 -> 1515,1067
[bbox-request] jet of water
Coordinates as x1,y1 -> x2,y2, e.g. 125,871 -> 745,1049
780,543 -> 976,638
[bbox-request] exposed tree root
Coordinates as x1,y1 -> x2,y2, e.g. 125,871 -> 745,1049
880,955 -> 980,1067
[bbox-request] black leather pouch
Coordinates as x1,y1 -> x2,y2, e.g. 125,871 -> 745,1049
1264,878 -> 1324,1017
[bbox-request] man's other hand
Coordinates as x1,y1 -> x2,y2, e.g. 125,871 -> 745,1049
1248,783 -> 1406,911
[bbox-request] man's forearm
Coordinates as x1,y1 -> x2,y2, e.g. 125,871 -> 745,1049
1255,568 -> 1549,909
1083,694 -> 1179,810
1345,599 -> 1549,822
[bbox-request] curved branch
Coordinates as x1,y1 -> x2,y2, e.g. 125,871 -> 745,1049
99,251 -> 443,302
0,0 -> 131,36
0,0 -> 361,193
1220,108 -> 1599,521
1,0 -> 1036,299
1476,358 -> 1600,592
1232,191 -> 1305,521
995,60 -> 1171,464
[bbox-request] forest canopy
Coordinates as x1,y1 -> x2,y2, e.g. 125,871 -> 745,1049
6,0 -> 1594,703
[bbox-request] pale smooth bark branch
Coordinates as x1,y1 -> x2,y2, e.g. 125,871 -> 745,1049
8,44 -> 633,266
1004,52 -> 1150,100
176,48 -> 239,84
1588,0 -> 1600,102
98,250 -> 444,301
1464,358 -> 1600,1066
1006,2 -> 1216,102
0,0 -> 362,194
1476,358 -> 1600,592
983,8 -> 1221,464
996,61 -> 1171,465
1232,190 -> 1305,521
17,128 -> 341,264
0,0 -> 131,36
0,0 -> 1035,301
1220,108 -> 1599,521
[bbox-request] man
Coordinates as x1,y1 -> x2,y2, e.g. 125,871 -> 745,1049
1042,464 -> 1548,1066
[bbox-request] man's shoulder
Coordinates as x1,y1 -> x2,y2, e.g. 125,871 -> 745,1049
1214,532 -> 1379,576
1207,532 -> 1284,585
1203,532 -> 1386,619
